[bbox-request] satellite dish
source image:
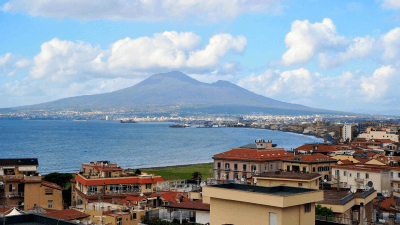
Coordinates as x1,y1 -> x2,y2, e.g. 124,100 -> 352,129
323,179 -> 327,183
140,193 -> 143,197
367,181 -> 373,188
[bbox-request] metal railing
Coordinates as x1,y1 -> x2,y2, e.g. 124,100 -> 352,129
85,189 -> 140,196
0,192 -> 24,198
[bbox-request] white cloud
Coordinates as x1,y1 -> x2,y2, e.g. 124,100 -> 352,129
319,36 -> 376,69
282,18 -> 346,66
381,0 -> 400,10
1,0 -> 283,22
14,58 -> 32,69
30,32 -> 247,82
0,53 -> 13,72
382,27 -> 400,62
360,65 -> 397,100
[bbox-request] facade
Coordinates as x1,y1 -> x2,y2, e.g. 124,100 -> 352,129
166,200 -> 210,224
282,153 -> 337,181
0,158 -> 62,211
202,183 -> 324,225
341,124 -> 353,141
294,144 -> 355,156
331,164 -> 394,194
317,188 -> 377,224
358,128 -> 399,142
212,140 -> 293,181
72,161 -> 164,206
251,171 -> 321,189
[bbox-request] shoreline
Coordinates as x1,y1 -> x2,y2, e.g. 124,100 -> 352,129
137,162 -> 213,170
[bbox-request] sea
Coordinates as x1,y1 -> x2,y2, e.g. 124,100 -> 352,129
0,120 -> 324,174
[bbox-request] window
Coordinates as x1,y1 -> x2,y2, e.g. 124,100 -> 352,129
366,173 -> 369,179
344,171 -> 347,176
251,165 -> 257,172
226,173 -> 229,180
318,167 -> 323,172
357,184 -> 360,189
234,173 -> 238,180
398,184 -> 400,189
9,185 -> 13,192
225,163 -> 230,170
316,180 -> 318,186
88,186 -> 97,192
117,218 -> 122,225
304,203 -> 311,213
234,164 -> 238,171
48,200 -> 53,208
335,170 -> 339,176
270,164 -> 273,170
298,183 -> 303,187
349,173 -> 352,177
276,164 -> 279,170
391,183 -> 394,188
313,167 -> 316,172
344,182 -> 348,188
146,184 -> 151,189
265,165 -> 268,172
45,190 -> 53,195
398,173 -> 400,178
243,164 -> 247,171
357,173 -> 360,179
303,167 -> 306,173
391,172 -> 394,178
217,172 -> 221,179
217,162 -> 221,169
287,166 -> 291,171
133,213 -> 137,220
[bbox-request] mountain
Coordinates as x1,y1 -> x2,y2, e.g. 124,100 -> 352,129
15,71 -> 334,114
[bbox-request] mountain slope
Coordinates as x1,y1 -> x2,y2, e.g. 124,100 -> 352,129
16,71 -> 328,112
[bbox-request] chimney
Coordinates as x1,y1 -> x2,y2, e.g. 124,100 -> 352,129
107,206 -> 111,211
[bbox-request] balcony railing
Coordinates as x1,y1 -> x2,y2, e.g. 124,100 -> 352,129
0,192 -> 24,198
354,178 -> 364,183
0,175 -> 24,181
84,189 -> 140,196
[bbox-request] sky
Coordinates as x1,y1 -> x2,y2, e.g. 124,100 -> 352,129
1,0 -> 400,115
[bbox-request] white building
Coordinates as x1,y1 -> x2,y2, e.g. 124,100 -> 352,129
342,124 -> 352,141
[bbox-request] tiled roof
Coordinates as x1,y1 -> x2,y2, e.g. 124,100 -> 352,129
0,158 -> 38,166
213,148 -> 292,161
166,200 -> 210,211
338,160 -> 354,165
295,144 -> 353,152
126,196 -> 145,202
75,174 -> 164,185
43,209 -> 89,221
254,172 -> 321,180
41,181 -> 63,190
353,157 -> 368,164
378,196 -> 396,211
331,164 -> 399,172
284,153 -> 336,162
366,152 -> 377,157
159,192 -> 188,203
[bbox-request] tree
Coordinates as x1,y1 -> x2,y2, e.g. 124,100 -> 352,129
135,169 -> 142,175
42,173 -> 74,190
315,204 -> 334,218
191,171 -> 202,180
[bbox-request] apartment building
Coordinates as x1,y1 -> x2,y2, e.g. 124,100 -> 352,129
202,183 -> 323,225
282,153 -> 337,181
358,127 -> 399,142
331,164 -> 392,194
340,124 -> 353,141
0,158 -> 62,210
251,171 -> 321,189
294,144 -> 355,156
72,161 -> 164,206
212,140 -> 293,181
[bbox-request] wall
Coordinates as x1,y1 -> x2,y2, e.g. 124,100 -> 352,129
255,178 -> 319,189
333,168 -> 382,192
195,210 -> 210,224
282,203 -> 315,225
24,183 -> 63,210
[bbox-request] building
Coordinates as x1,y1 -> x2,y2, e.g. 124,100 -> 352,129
165,200 -> 210,224
341,124 -> 353,141
316,188 -> 377,224
72,161 -> 164,206
0,158 -> 63,211
212,140 -> 293,181
358,128 -> 399,142
331,164 -> 398,194
202,183 -> 324,225
294,144 -> 355,156
251,171 -> 321,189
282,153 -> 337,181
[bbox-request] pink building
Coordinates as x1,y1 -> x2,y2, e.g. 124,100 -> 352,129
212,140 -> 293,181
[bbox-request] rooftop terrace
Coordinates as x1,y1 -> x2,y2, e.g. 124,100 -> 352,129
209,183 -> 318,196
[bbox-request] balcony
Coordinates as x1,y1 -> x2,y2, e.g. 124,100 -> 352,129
84,189 -> 140,196
0,192 -> 24,198
354,178 -> 364,183
0,174 -> 24,181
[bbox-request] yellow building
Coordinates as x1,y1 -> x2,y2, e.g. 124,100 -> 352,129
24,179 -> 63,211
251,171 -> 321,189
282,153 -> 337,181
332,155 -> 361,163
316,188 -> 377,224
202,183 -> 323,225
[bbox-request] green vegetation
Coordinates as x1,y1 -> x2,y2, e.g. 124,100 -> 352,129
315,205 -> 334,218
42,173 -> 75,190
142,163 -> 213,181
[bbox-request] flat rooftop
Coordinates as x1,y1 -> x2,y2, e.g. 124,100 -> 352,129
210,183 -> 318,196
255,172 -> 321,180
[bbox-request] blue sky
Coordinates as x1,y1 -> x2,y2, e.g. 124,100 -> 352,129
1,0 -> 400,115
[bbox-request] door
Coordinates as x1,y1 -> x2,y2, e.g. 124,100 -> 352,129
269,212 -> 277,225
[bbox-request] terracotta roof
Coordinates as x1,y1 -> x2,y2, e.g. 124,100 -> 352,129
126,196 -> 145,202
353,157 -> 368,164
254,172 -> 321,180
331,164 -> 399,172
284,153 -> 336,162
213,148 -> 292,161
159,192 -> 189,203
166,200 -> 210,211
43,209 -> 89,221
41,181 -> 63,190
366,152 -> 377,157
295,144 -> 353,152
75,174 -> 164,186
338,160 -> 354,165
378,196 -> 396,211
0,208 -> 12,213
